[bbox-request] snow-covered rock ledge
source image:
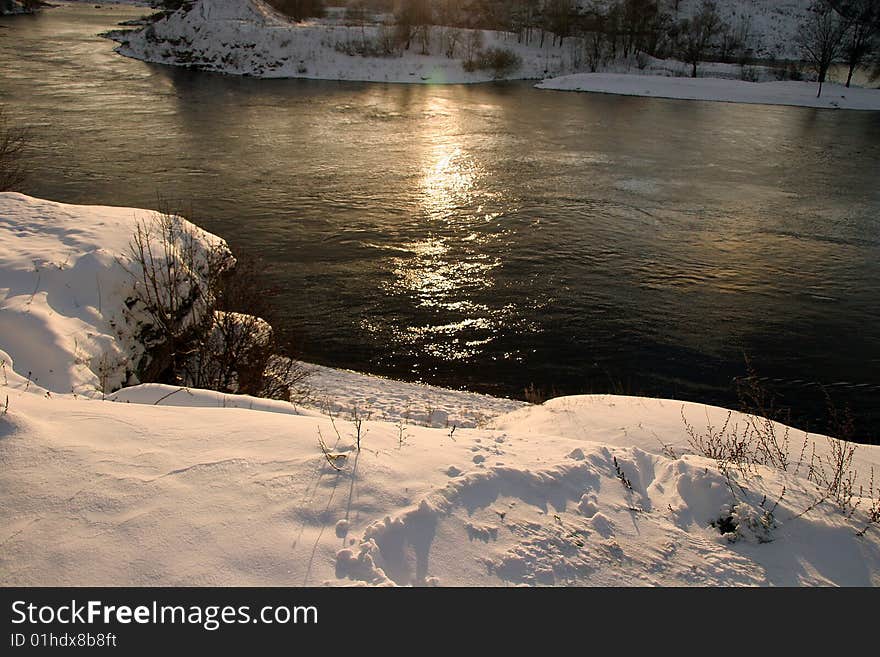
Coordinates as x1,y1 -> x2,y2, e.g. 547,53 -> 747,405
2,193 -> 880,586
536,73 -> 880,111
109,0 -> 575,83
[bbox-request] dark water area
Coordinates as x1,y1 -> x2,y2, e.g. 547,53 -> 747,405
2,5 -> 880,440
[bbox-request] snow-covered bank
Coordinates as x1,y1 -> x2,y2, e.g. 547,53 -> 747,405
2,193 -> 880,586
0,193 -> 229,398
536,73 -> 880,111
109,0 -> 581,83
106,365 -> 526,430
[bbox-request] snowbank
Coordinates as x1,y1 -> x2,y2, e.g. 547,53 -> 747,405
0,193 -> 229,397
536,73 -> 880,111
2,193 -> 879,586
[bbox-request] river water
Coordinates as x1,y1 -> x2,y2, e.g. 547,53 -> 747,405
2,5 -> 879,438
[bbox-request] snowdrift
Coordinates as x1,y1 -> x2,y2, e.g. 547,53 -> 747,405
0,193 -> 231,397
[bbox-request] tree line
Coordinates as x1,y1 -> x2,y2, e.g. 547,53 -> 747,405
363,1 -> 879,89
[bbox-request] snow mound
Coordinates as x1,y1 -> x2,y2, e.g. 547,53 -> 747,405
0,192 -> 229,397
335,442 -> 880,586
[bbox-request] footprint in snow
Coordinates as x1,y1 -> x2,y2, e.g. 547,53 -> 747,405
590,513 -> 615,538
578,494 -> 599,518
568,448 -> 586,461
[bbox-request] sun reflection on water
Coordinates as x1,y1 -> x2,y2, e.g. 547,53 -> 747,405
378,106 -> 515,365
421,144 -> 477,221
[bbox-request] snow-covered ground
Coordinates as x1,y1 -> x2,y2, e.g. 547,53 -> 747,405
536,73 -> 880,110
107,364 -> 525,430
572,1 -> 814,60
2,193 -> 879,586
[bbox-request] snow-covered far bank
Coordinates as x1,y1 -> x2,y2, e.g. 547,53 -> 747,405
536,73 -> 880,111
102,0 -> 843,90
2,192 -> 880,586
108,0 -> 584,83
644,0 -> 813,61
0,0 -> 37,15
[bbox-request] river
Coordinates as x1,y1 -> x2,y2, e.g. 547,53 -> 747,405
2,4 -> 879,439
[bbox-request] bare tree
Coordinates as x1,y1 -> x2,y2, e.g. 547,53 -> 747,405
123,209 -> 310,401
267,0 -> 326,21
719,13 -> 755,64
797,1 -> 850,97
0,109 -> 27,193
394,0 -> 433,51
676,0 -> 724,78
836,0 -> 879,87
543,0 -> 576,47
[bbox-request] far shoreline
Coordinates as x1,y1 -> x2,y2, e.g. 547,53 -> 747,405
535,73 -> 880,112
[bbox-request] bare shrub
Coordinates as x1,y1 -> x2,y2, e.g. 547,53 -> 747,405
121,206 -> 310,402
0,108 -> 28,192
682,409 -> 752,466
121,207 -> 230,382
523,383 -> 544,405
375,22 -> 399,55
522,382 -> 563,405
740,64 -> 759,82
683,366 -> 875,535
335,34 -> 400,58
856,469 -> 880,536
463,46 -> 522,78
207,249 -> 311,402
441,26 -> 461,58
463,29 -> 483,62
351,403 -> 370,451
317,426 -> 347,471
